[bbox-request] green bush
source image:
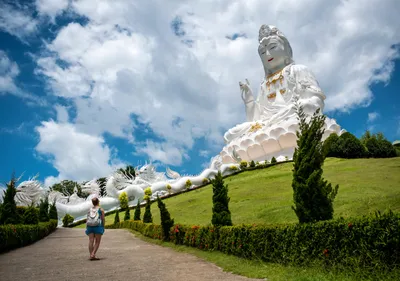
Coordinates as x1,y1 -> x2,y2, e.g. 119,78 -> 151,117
366,137 -> 397,158
239,161 -> 248,169
271,157 -> 277,164
336,132 -> 366,158
202,178 -> 209,185
114,209 -> 120,224
249,160 -> 256,168
322,133 -> 340,157
39,198 -> 50,222
62,214 -> 74,227
185,179 -> 192,189
0,220 -> 57,253
134,201 -> 141,220
23,206 -> 39,225
119,192 -> 129,210
157,196 -> 174,241
108,211 -> 400,270
16,206 -> 28,218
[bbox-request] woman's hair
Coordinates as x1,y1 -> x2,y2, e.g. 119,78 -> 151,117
92,197 -> 99,206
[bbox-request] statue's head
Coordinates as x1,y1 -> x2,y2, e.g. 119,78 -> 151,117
258,25 -> 294,75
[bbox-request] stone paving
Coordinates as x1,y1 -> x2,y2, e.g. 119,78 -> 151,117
0,228 -> 262,281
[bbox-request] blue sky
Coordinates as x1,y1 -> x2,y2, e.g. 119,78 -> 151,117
0,1 -> 399,187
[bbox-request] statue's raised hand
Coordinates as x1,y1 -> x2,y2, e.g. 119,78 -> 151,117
239,79 -> 254,104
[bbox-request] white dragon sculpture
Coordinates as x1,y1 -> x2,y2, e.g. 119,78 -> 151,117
5,158 -> 240,224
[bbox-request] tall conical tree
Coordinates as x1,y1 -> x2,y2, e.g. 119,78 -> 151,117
211,171 -> 232,226
39,197 -> 50,222
114,209 -> 120,224
157,196 -> 174,241
48,200 -> 58,220
143,199 -> 153,223
133,200 -> 141,221
0,174 -> 21,225
292,106 -> 339,223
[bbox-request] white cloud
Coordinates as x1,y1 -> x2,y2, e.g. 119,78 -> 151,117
368,112 -> 380,123
199,150 -> 209,158
35,120 -> 122,185
0,2 -> 38,42
55,105 -> 69,123
0,50 -> 47,106
34,0 -> 400,174
35,0 -> 69,21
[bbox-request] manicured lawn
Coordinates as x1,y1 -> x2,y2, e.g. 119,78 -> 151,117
101,157 -> 400,226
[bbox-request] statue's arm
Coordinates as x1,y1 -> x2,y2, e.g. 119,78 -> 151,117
293,65 -> 326,114
240,79 -> 259,121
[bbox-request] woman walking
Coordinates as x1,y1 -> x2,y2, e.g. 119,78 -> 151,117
85,197 -> 105,260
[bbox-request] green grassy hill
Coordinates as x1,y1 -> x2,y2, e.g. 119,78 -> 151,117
99,157 -> 400,227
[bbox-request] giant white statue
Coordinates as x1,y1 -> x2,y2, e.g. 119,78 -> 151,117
219,25 -> 345,164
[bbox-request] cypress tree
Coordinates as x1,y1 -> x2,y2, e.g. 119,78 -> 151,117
39,197 -> 50,222
124,207 -> 130,221
48,200 -> 58,220
211,171 -> 232,226
292,106 -> 339,223
0,174 -> 21,225
133,200 -> 141,220
143,199 -> 153,223
114,209 -> 120,224
157,196 -> 174,241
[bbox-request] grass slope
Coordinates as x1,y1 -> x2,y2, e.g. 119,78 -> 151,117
96,157 -> 400,227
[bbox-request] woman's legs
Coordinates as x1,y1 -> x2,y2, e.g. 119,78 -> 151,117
88,233 -> 95,258
92,234 -> 103,258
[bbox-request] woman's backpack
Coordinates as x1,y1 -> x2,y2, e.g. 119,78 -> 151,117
86,207 -> 101,226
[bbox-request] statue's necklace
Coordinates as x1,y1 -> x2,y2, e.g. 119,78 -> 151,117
265,68 -> 284,90
265,68 -> 285,99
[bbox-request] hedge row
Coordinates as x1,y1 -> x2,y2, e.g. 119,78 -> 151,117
107,211 -> 400,270
0,220 -> 58,253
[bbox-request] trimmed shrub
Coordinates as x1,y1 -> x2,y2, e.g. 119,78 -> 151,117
202,178 -> 209,185
211,171 -> 232,227
322,133 -> 340,157
107,211 -> 400,270
114,209 -> 120,224
229,165 -> 238,171
133,200 -> 141,221
271,157 -> 277,164
292,107 -> 338,223
23,205 -> 39,225
185,179 -> 192,189
166,184 -> 172,194
366,137 -> 397,158
119,192 -> 129,210
336,132 -> 366,158
0,220 -> 57,253
143,200 -> 153,223
240,161 -> 248,169
157,196 -> 174,241
39,198 -> 50,222
249,160 -> 256,168
62,214 -> 74,227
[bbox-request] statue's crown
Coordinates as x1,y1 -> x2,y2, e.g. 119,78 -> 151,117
258,25 -> 285,43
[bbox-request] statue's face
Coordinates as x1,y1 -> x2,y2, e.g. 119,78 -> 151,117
258,36 -> 287,72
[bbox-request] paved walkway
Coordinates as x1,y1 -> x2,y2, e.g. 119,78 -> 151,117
0,228 -> 262,281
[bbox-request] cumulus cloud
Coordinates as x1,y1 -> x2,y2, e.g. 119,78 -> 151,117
35,0 -> 69,21
0,2 -> 38,42
35,120 -> 122,186
33,0 -> 400,173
